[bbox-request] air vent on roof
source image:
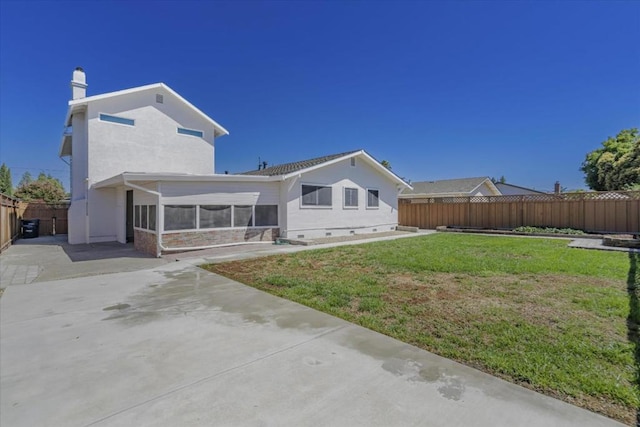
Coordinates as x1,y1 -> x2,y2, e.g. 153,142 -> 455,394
156,94 -> 164,104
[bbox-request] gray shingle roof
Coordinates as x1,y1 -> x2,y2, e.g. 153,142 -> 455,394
240,150 -> 361,176
401,177 -> 492,196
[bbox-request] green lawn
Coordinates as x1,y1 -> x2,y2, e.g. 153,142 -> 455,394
204,233 -> 639,424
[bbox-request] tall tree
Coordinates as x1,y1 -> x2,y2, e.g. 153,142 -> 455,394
380,160 -> 392,170
18,171 -> 33,188
0,163 -> 12,195
581,128 -> 640,191
15,173 -> 66,202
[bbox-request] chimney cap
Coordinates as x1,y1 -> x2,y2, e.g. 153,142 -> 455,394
75,66 -> 84,72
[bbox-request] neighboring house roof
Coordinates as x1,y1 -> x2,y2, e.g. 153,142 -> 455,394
400,177 -> 499,198
494,182 -> 545,195
59,82 -> 229,157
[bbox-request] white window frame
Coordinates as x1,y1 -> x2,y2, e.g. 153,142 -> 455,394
99,113 -> 135,127
343,187 -> 359,209
300,183 -> 333,209
133,204 -> 158,234
161,204 -> 279,233
177,127 -> 204,138
366,188 -> 380,209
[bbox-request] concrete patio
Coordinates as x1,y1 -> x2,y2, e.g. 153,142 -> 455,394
0,233 -> 625,426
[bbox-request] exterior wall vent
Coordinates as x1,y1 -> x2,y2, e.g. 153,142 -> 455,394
325,232 -> 332,236
350,230 -> 355,235
372,228 -> 377,232
156,94 -> 164,104
297,234 -> 304,239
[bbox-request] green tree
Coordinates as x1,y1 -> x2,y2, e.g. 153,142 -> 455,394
380,160 -> 392,170
15,172 -> 66,202
18,171 -> 33,188
491,176 -> 507,184
581,128 -> 640,191
0,163 -> 12,195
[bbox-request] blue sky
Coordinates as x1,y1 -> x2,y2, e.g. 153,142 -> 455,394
1,0 -> 638,192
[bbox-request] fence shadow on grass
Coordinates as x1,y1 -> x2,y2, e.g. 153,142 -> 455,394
627,251 -> 640,427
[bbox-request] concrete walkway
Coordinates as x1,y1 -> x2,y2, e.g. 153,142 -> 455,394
0,232 -> 625,426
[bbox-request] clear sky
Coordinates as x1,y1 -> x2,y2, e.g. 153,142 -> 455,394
1,0 -> 638,192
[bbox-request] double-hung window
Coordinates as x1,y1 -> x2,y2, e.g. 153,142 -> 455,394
301,185 -> 332,207
367,189 -> 379,208
344,187 -> 358,208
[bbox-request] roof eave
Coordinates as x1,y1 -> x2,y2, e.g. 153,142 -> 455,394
278,150 -> 412,189
94,172 -> 276,189
67,82 -> 230,138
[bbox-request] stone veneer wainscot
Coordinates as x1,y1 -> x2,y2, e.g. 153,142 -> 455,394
161,228 -> 279,251
134,229 -> 158,257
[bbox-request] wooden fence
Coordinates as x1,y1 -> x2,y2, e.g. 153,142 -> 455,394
1,194 -> 21,252
22,202 -> 69,236
0,195 -> 69,253
399,191 -> 640,234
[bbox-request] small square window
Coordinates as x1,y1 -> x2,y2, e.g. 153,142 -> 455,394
234,205 -> 253,227
164,205 -> 196,230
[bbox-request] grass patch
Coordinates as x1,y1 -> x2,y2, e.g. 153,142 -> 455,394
204,233 -> 639,424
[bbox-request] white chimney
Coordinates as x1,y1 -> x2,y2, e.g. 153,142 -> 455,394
71,67 -> 87,100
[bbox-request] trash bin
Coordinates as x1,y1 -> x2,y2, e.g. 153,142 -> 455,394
21,219 -> 40,238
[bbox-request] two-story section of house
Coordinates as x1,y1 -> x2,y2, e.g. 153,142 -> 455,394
60,68 -> 411,256
60,67 -> 228,245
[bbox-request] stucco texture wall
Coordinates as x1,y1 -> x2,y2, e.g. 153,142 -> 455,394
284,157 -> 399,238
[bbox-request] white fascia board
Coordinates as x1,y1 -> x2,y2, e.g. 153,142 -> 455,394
94,172 -> 276,189
468,179 -> 500,196
67,83 -> 230,138
280,150 -> 412,190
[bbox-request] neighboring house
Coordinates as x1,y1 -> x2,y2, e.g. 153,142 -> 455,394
399,177 -> 500,200
494,182 -> 545,196
59,68 -> 411,256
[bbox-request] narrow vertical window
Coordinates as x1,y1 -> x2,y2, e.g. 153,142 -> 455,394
141,205 -> 148,229
148,205 -> 156,231
367,189 -> 379,208
134,205 -> 140,227
344,188 -> 358,208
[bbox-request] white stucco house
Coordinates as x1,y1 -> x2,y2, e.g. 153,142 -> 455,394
59,68 -> 411,256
